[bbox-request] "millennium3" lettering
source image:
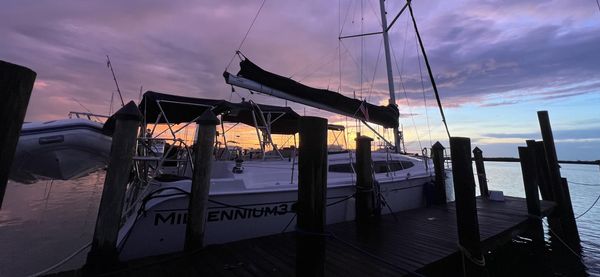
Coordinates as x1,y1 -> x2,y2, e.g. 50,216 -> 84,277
154,203 -> 291,225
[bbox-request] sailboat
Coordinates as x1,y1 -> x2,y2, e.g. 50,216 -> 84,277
116,0 -> 442,260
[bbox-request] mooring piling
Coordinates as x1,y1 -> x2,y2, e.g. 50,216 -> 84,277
184,110 -> 219,251
0,60 -> 36,209
296,116 -> 328,277
450,137 -> 487,276
532,140 -> 565,238
518,143 -> 548,277
518,146 -> 542,217
537,111 -> 580,247
473,147 -> 489,199
85,101 -> 141,271
355,135 -> 378,226
431,141 -> 447,205
530,140 -> 553,201
560,177 -> 580,246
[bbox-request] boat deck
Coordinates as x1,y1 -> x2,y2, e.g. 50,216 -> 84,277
48,196 -> 554,277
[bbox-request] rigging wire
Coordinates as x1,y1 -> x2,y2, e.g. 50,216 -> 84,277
359,0 -> 365,134
225,0 -> 267,71
106,55 -> 125,106
415,31 -> 433,147
367,0 -> 382,27
360,0 -> 364,101
390,22 -> 423,153
297,47 -> 341,83
408,1 -> 451,139
366,37 -> 384,103
71,98 -> 102,122
339,0 -> 356,37
596,0 -> 600,13
289,45 -> 340,80
339,40 -> 362,70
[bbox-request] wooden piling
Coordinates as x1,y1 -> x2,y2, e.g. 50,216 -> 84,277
537,111 -> 580,246
530,140 -> 553,201
0,61 -> 36,209
431,141 -> 447,204
472,147 -> 489,198
449,137 -> 486,275
532,140 -> 565,237
561,177 -> 580,244
86,101 -> 141,270
296,116 -> 328,277
518,144 -> 546,274
518,146 -> 541,217
355,135 -> 377,224
185,110 -> 219,251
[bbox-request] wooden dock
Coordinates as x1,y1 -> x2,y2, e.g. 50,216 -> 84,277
49,196 -> 554,277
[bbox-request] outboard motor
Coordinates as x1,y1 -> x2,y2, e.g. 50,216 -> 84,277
232,158 -> 244,174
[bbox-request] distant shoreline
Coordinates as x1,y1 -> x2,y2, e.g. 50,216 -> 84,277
443,157 -> 600,165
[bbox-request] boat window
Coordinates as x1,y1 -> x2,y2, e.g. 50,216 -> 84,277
328,163 -> 355,173
379,161 -> 414,172
328,160 -> 414,173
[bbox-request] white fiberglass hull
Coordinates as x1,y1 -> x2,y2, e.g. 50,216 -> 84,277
118,153 -> 434,260
9,119 -> 111,183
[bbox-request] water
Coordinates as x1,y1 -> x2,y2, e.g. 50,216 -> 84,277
481,162 -> 600,276
0,163 -> 599,276
0,172 -> 104,276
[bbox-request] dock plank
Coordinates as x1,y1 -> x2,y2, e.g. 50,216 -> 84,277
47,196 -> 554,277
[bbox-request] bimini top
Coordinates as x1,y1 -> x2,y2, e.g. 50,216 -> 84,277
137,91 -> 301,135
224,58 -> 400,129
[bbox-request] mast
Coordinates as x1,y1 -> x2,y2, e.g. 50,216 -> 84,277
378,0 -> 401,153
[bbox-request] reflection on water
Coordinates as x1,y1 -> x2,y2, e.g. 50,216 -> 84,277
0,171 -> 104,276
0,163 -> 598,276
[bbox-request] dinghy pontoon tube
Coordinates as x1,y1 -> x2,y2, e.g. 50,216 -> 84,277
9,118 -> 111,183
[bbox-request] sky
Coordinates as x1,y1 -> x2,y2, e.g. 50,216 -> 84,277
1,0 -> 599,160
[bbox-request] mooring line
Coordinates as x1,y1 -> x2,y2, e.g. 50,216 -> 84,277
543,221 -> 582,260
575,191 -> 600,219
26,242 -> 92,277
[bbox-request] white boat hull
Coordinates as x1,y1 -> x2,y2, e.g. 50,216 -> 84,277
118,153 -> 434,260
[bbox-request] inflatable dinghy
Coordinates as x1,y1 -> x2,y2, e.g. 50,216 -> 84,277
9,118 -> 111,183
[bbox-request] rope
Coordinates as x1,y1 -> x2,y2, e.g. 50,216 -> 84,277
26,242 -> 92,277
569,180 -> 600,186
543,221 -> 582,260
280,194 -> 355,233
327,194 -> 356,207
457,243 -> 486,267
225,0 -> 267,70
596,0 -> 600,13
575,191 -> 600,219
281,214 -> 297,233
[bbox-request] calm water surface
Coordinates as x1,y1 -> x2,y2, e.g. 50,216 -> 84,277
0,163 -> 598,276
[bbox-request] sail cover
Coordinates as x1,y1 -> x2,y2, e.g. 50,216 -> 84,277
224,58 -> 399,129
135,91 -> 300,134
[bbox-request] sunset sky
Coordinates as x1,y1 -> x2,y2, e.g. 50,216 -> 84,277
1,0 -> 599,160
